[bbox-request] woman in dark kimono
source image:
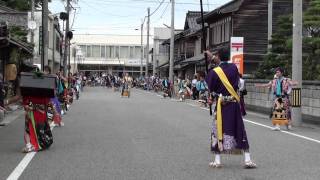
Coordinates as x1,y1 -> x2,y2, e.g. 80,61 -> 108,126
205,49 -> 256,168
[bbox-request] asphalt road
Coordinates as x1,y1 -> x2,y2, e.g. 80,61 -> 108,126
1,87 -> 320,180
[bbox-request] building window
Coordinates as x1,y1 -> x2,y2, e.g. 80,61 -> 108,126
86,45 -> 92,57
80,45 -> 86,57
92,45 -> 100,57
144,47 -> 148,58
55,36 -> 60,52
120,46 -> 129,59
180,42 -> 185,55
217,25 -> 220,44
159,44 -> 168,55
110,46 -> 115,58
186,42 -> 194,58
129,46 -> 135,58
224,22 -> 230,42
106,46 -> 111,58
115,46 -> 119,58
135,46 -> 141,59
101,45 -> 106,58
221,23 -> 225,42
211,17 -> 231,45
214,26 -> 217,44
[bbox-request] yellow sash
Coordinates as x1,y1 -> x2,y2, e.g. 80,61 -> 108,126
213,67 -> 240,151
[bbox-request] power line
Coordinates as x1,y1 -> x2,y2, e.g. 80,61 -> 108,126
86,1 -> 151,9
152,2 -> 170,24
160,1 -> 170,18
149,0 -> 165,16
74,33 -> 154,36
80,0 -> 145,18
98,0 -> 220,6
78,0 -> 221,22
73,26 -> 144,29
70,8 -> 77,29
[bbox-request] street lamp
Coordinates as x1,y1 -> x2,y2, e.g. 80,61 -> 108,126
134,22 -> 145,77
163,23 -> 171,29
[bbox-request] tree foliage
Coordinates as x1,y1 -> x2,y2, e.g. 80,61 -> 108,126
9,26 -> 28,42
255,15 -> 293,79
255,0 -> 320,80
0,0 -> 44,11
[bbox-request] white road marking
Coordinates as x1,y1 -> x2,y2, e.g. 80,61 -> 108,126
200,107 -> 209,111
135,89 -> 320,144
186,98 -> 320,145
6,121 -> 56,180
280,130 -> 320,144
243,119 -> 320,144
6,152 -> 36,180
186,103 -> 198,107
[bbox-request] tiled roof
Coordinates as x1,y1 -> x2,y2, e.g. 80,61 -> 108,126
199,0 -> 243,22
162,11 -> 205,45
0,5 -> 19,13
184,11 -> 204,33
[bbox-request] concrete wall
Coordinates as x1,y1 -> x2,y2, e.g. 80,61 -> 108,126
154,28 -> 171,75
153,39 -> 168,68
245,79 -> 320,124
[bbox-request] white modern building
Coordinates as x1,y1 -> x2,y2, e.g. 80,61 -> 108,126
71,34 -> 151,77
152,27 -> 171,77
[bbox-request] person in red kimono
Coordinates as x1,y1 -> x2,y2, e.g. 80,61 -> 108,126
22,95 -> 53,153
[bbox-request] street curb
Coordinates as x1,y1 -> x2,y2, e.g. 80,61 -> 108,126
0,109 -> 24,127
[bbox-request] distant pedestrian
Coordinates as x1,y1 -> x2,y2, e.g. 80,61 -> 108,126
239,74 -> 247,116
191,74 -> 198,100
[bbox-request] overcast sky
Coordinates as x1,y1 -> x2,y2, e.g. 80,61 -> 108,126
49,0 -> 232,36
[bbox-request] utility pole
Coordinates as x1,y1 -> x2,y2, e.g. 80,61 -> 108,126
63,0 -> 70,76
68,43 -> 71,75
268,0 -> 273,49
146,8 -> 150,77
42,0 -> 49,71
30,0 -> 35,64
169,0 -> 175,83
140,21 -> 144,76
292,0 -> 302,126
73,47 -> 76,74
152,28 -> 156,76
152,42 -> 156,76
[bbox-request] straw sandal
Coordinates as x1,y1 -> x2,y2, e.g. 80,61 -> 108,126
244,161 -> 257,169
209,161 -> 223,168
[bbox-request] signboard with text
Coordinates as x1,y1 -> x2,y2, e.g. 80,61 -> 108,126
230,37 -> 244,75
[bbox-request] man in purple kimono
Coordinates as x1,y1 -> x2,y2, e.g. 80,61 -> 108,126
205,48 -> 256,169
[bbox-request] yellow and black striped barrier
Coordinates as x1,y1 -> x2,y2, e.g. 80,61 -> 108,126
291,88 -> 301,107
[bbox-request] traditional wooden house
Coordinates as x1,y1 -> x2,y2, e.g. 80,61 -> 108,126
200,0 -> 294,74
162,11 -> 206,79
0,5 -> 33,108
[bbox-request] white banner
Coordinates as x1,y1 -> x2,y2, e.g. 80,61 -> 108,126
230,37 -> 244,74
